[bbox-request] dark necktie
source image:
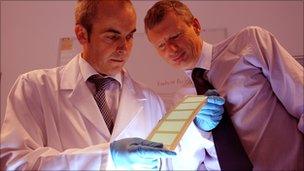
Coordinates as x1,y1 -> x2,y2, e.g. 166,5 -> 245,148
88,74 -> 116,134
191,68 -> 253,170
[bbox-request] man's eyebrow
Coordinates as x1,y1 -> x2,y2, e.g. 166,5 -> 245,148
104,29 -> 121,34
104,28 -> 137,35
129,29 -> 137,34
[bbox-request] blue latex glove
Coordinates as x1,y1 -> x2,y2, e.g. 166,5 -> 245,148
110,137 -> 176,169
194,89 -> 225,131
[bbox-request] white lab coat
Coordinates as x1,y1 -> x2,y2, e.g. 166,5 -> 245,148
1,55 -> 212,170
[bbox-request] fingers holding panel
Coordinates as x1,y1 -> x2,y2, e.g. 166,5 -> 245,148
206,96 -> 225,105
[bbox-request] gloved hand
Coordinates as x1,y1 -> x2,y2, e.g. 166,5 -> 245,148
194,89 -> 225,131
110,137 -> 176,169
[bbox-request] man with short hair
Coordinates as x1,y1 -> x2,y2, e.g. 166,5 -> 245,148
1,0 -> 225,170
144,0 -> 304,170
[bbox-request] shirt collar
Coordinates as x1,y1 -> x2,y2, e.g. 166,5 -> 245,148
185,42 -> 213,77
78,54 -> 122,86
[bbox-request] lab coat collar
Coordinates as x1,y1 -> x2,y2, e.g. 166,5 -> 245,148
61,55 -> 112,138
60,55 -> 146,140
60,54 -> 82,90
60,54 -> 123,89
78,54 -> 122,86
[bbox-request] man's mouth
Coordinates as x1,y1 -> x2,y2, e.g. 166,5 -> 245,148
172,51 -> 185,63
110,59 -> 124,63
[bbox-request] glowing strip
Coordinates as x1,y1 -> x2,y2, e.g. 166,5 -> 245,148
147,95 -> 207,150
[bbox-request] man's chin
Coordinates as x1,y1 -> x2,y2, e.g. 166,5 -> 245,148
171,62 -> 189,70
107,67 -> 123,76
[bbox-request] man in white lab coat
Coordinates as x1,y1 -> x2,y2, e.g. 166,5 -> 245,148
144,0 -> 304,170
1,0 -> 225,170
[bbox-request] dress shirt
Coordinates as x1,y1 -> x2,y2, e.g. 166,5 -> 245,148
186,26 -> 303,170
79,55 -> 122,121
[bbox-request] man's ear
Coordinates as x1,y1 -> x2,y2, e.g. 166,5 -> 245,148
75,24 -> 89,45
192,18 -> 201,35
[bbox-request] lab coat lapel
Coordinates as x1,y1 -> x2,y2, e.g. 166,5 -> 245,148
60,55 -> 111,138
111,70 -> 146,140
70,80 -> 111,138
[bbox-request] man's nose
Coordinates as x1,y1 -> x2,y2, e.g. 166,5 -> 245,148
167,42 -> 179,57
116,39 -> 127,55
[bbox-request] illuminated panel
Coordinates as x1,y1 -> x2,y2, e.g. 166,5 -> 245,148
147,95 -> 207,151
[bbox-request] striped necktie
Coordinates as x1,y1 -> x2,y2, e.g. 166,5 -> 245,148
88,74 -> 116,134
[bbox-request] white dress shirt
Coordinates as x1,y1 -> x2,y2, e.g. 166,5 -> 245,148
79,56 -> 122,121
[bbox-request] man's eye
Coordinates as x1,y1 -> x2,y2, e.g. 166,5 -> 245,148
126,33 -> 134,40
106,35 -> 119,40
158,43 -> 165,50
170,32 -> 181,40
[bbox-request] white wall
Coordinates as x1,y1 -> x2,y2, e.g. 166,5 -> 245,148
1,1 -> 303,125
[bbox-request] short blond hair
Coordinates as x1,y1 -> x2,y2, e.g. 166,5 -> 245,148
144,0 -> 195,33
75,0 -> 132,37
75,0 -> 100,37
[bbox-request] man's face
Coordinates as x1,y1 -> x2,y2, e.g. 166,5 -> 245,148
79,1 -> 136,75
147,12 -> 202,70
